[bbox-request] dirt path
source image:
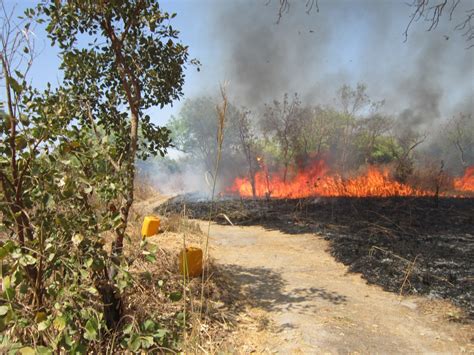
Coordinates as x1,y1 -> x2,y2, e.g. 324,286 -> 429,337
203,222 -> 473,353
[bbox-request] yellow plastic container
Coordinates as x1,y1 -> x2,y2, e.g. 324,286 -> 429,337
141,216 -> 161,238
179,247 -> 203,278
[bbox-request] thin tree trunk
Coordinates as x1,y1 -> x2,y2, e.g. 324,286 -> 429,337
114,108 -> 138,254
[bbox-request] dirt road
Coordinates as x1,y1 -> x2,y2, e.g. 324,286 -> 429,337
203,222 -> 473,353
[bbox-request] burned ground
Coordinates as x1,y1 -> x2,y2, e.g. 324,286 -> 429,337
157,196 -> 474,319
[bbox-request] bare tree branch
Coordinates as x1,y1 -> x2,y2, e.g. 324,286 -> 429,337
404,0 -> 473,47
267,0 -> 318,23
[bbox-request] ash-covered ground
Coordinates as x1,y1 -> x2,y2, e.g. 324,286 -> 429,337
158,196 -> 474,319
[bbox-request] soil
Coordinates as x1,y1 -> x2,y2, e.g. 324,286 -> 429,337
201,222 -> 474,353
159,196 -> 474,318
155,196 -> 474,352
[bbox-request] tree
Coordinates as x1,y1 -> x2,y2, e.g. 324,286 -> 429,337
260,93 -> 302,182
0,3 -> 117,348
170,97 -> 223,172
0,1 -> 36,251
355,113 -> 393,164
169,96 -> 241,175
391,129 -> 427,183
309,107 -> 338,156
37,0 -> 191,255
445,113 -> 474,168
1,1 -> 196,351
236,109 -> 260,197
336,83 -> 372,173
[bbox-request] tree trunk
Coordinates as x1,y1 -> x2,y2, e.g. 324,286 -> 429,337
113,108 -> 138,254
106,108 -> 138,329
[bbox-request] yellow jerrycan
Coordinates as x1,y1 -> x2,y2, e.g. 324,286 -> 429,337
141,216 -> 161,239
179,247 -> 203,277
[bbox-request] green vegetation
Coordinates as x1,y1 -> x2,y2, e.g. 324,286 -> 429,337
169,83 -> 473,196
0,0 -> 195,352
170,86 -> 401,192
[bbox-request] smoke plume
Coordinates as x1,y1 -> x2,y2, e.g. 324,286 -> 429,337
212,0 -> 473,124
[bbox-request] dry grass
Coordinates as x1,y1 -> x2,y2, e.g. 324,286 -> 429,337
160,213 -> 203,234
418,299 -> 470,323
134,175 -> 159,202
121,238 -> 243,352
117,182 -> 247,352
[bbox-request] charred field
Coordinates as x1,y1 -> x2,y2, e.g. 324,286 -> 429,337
158,195 -> 474,319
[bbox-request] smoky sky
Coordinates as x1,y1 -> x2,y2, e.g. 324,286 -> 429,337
211,0 -> 474,127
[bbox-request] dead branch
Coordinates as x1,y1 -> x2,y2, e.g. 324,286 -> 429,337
404,0 -> 474,47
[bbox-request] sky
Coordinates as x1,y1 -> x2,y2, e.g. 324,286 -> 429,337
2,0 -> 474,129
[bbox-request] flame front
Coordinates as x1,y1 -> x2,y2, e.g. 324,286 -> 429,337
228,161 -> 474,198
454,166 -> 474,192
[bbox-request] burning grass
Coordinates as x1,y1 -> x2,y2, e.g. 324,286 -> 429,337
228,161 -> 474,198
158,195 -> 474,320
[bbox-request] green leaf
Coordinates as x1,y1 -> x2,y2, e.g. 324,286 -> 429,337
0,247 -> 10,260
122,323 -> 133,335
85,258 -> 93,268
2,276 -> 14,300
70,342 -> 87,355
0,248 -> 9,260
38,319 -> 51,331
176,311 -> 185,321
36,346 -> 53,355
53,315 -> 66,331
117,279 -> 128,292
140,335 -> 154,349
142,319 -> 155,332
12,269 -> 23,285
155,328 -> 168,339
84,318 -> 98,341
169,291 -> 182,302
35,311 -> 47,323
0,305 -> 9,316
128,333 -> 141,352
19,254 -> 37,266
14,70 -> 24,79
146,243 -> 158,253
0,241 -> 15,260
86,287 -> 98,296
0,315 -> 8,332
9,77 -> 23,95
144,254 -> 156,263
19,283 -> 28,294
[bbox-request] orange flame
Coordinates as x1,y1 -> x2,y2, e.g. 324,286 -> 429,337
228,161 -> 474,198
454,166 -> 474,192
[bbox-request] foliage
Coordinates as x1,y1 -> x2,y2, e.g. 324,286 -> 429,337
260,93 -> 303,181
235,109 -> 260,197
445,113 -> 474,168
1,0 -> 192,352
167,85 -> 408,183
0,79 -> 116,352
34,0 -> 191,255
169,96 -> 241,172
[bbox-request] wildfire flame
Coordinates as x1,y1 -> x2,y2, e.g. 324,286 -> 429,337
228,160 -> 474,198
454,166 -> 474,192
